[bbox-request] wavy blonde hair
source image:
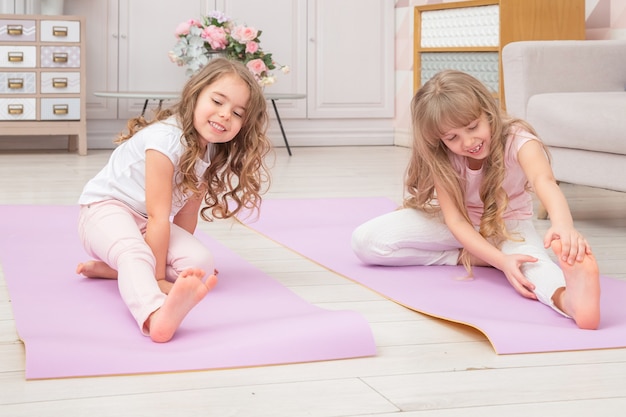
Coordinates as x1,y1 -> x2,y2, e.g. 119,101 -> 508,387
115,58 -> 271,221
404,70 -> 545,271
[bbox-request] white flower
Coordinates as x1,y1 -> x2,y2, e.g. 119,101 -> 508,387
261,76 -> 276,86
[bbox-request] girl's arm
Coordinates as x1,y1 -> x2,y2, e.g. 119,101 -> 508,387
517,139 -> 590,264
145,149 -> 175,281
436,181 -> 537,299
173,185 -> 205,235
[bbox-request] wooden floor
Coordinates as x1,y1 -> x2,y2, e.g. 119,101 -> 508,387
1,146 -> 625,416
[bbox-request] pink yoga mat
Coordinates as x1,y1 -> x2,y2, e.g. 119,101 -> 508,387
239,197 -> 626,354
0,205 -> 375,379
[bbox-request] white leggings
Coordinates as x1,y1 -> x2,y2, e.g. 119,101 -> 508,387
351,208 -> 568,317
78,200 -> 214,333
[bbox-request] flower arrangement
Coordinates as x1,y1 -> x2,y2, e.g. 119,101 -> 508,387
169,10 -> 289,86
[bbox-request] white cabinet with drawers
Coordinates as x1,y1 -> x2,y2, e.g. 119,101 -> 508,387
0,14 -> 86,155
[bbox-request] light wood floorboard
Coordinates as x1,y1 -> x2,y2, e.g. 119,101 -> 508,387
1,146 -> 625,416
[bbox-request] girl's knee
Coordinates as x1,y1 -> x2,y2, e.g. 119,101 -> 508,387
179,244 -> 214,273
351,225 -> 392,265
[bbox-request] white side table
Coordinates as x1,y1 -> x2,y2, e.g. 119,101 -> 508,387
93,91 -> 179,117
264,93 -> 306,156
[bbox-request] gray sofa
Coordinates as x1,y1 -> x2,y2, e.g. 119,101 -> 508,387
502,40 -> 626,204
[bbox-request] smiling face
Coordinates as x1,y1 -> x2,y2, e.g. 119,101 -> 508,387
193,73 -> 251,148
439,113 -> 492,170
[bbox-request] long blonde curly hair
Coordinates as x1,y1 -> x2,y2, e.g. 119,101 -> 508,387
404,70 -> 545,271
115,58 -> 271,221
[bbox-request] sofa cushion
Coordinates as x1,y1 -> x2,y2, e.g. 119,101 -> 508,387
526,92 -> 626,155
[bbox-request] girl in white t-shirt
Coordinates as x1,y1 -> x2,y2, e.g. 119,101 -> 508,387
76,58 -> 271,342
351,70 -> 601,329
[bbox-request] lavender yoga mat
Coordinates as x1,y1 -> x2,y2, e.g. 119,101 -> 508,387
240,197 -> 626,354
0,205 -> 375,379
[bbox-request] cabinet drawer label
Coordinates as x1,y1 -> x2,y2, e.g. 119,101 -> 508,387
8,51 -> 23,62
8,78 -> 24,89
52,77 -> 68,88
8,103 -> 23,114
7,25 -> 23,36
52,26 -> 68,37
53,104 -> 69,115
53,52 -> 68,63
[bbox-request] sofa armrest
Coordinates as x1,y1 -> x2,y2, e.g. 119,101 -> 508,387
502,40 -> 626,118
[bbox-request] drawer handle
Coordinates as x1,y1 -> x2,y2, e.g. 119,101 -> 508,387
53,104 -> 69,115
8,104 -> 24,115
8,78 -> 24,89
52,53 -> 68,63
52,77 -> 68,88
7,25 -> 23,36
8,52 -> 24,62
52,26 -> 68,37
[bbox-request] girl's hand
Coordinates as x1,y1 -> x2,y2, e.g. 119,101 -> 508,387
543,227 -> 591,265
499,254 -> 538,300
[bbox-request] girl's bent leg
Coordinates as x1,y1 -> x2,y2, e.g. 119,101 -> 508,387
351,208 -> 461,266
501,220 -> 568,316
78,201 -> 166,333
164,223 -> 214,282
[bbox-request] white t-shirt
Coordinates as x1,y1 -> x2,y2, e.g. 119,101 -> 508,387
79,116 -> 211,217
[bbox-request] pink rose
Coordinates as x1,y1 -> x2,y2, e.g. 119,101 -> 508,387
175,19 -> 201,36
201,25 -> 228,50
245,41 -> 259,54
246,59 -> 267,76
231,25 -> 258,43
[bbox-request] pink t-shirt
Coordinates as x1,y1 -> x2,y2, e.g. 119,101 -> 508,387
449,127 -> 537,226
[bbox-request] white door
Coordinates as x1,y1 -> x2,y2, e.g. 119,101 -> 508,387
64,0 -> 214,120
219,0 -> 394,119
307,0 -> 394,118
217,0 -> 308,119
117,0 -> 214,118
64,0 -> 118,119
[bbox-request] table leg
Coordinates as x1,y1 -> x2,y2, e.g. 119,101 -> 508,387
141,99 -> 149,117
271,99 -> 292,156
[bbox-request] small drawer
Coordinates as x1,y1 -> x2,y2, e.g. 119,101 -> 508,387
0,98 -> 36,120
41,72 -> 80,93
40,46 -> 80,68
0,72 -> 36,94
40,20 -> 80,43
41,98 -> 81,120
0,46 -> 37,68
0,19 -> 36,42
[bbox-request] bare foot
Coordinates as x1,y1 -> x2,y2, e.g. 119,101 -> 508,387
146,268 -> 218,343
76,260 -> 118,279
551,240 -> 601,330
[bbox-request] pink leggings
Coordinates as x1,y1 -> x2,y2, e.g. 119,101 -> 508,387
78,200 -> 214,333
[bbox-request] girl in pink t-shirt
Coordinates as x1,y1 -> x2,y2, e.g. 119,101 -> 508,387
352,70 -> 600,329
